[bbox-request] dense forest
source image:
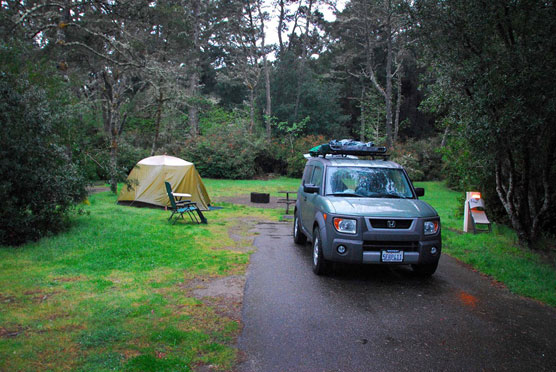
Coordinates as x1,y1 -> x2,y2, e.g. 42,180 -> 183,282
1,0 -> 555,247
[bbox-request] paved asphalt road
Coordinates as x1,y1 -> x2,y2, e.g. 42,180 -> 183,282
237,222 -> 556,372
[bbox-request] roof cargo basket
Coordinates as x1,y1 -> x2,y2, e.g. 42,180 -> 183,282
309,139 -> 388,159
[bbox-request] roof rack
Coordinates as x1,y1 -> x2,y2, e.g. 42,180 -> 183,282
303,153 -> 359,159
309,139 -> 389,159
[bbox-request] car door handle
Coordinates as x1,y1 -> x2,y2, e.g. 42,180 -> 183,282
303,196 -> 307,201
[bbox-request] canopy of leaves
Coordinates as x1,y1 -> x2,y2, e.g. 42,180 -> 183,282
0,43 -> 87,245
271,52 -> 349,136
415,0 -> 556,244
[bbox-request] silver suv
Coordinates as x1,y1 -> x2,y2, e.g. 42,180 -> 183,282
294,154 -> 441,277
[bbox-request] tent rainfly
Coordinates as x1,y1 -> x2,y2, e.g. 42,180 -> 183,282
117,155 -> 211,210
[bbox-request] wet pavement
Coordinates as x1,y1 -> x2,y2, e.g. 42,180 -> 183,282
237,222 -> 556,372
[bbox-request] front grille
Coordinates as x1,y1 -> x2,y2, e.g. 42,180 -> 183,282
363,240 -> 419,252
369,219 -> 413,229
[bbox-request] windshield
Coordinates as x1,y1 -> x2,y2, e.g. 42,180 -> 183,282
325,166 -> 414,198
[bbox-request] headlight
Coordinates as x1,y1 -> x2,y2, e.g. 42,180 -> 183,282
333,218 -> 357,234
424,220 -> 439,235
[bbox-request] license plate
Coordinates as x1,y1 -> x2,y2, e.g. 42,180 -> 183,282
381,250 -> 403,263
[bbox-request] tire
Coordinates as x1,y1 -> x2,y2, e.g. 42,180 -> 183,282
411,261 -> 439,278
293,212 -> 307,245
312,227 -> 330,275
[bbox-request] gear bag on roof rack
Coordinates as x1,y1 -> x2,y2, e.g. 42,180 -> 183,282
309,139 -> 388,157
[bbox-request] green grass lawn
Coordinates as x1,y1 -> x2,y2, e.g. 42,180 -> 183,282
0,189 -> 282,372
1,179 -> 554,371
204,177 -> 301,199
416,181 -> 556,306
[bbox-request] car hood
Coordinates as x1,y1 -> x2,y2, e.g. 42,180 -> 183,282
323,197 -> 438,218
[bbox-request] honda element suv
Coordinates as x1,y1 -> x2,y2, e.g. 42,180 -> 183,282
293,140 -> 441,277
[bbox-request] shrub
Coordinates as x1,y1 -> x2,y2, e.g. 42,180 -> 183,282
82,140 -> 149,183
253,141 -> 287,175
440,133 -> 510,227
283,135 -> 327,178
182,126 -> 260,179
0,48 -> 87,245
438,135 -> 483,190
390,137 -> 443,181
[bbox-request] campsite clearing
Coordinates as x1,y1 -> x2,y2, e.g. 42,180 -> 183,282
0,188 -> 279,372
0,179 -> 554,372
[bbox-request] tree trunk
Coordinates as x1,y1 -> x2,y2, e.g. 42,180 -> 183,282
187,0 -> 201,137
257,1 -> 272,140
393,63 -> 403,145
109,104 -> 120,194
100,72 -> 118,194
293,71 -> 302,123
100,70 -> 132,194
360,85 -> 366,142
264,56 -> 272,140
293,0 -> 314,122
56,0 -> 70,77
375,105 -> 380,141
109,137 -> 118,194
530,131 -> 556,242
495,157 -> 530,245
440,125 -> 449,147
278,0 -> 285,55
384,14 -> 393,148
188,94 -> 199,136
249,88 -> 255,133
151,89 -> 163,156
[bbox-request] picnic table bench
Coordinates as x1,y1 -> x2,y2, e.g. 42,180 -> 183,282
277,190 -> 297,214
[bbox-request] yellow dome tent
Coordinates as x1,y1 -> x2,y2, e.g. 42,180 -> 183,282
117,155 -> 211,210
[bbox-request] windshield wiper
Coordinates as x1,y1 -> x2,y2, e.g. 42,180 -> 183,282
329,193 -> 362,197
372,193 -> 408,199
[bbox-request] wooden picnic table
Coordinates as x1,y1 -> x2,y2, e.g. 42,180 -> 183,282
278,190 -> 297,214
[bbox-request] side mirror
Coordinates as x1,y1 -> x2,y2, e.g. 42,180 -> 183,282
303,184 -> 320,194
415,187 -> 425,197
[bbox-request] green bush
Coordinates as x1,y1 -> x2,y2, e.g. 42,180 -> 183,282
63,102 -> 150,183
253,141 -> 287,175
396,134 -> 511,228
438,135 -> 481,190
440,132 -> 510,227
82,140 -> 149,183
0,46 -> 87,245
180,104 -> 327,179
392,153 -> 425,181
283,135 -> 327,178
390,137 -> 443,181
110,140 -> 150,181
182,127 -> 261,179
178,104 -> 328,181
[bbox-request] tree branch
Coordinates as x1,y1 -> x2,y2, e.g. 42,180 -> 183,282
62,41 -> 141,67
12,2 -> 66,28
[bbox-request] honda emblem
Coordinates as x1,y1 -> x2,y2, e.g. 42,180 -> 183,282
387,220 -> 396,228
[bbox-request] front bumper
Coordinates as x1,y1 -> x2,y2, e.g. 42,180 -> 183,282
321,216 -> 441,265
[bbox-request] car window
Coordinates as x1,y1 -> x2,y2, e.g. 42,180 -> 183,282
311,166 -> 323,187
302,165 -> 314,185
325,167 -> 413,198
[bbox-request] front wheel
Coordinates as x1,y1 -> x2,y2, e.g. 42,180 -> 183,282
293,212 -> 307,244
411,261 -> 439,277
312,227 -> 330,275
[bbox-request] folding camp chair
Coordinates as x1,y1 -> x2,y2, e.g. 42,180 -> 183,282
164,182 -> 207,224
